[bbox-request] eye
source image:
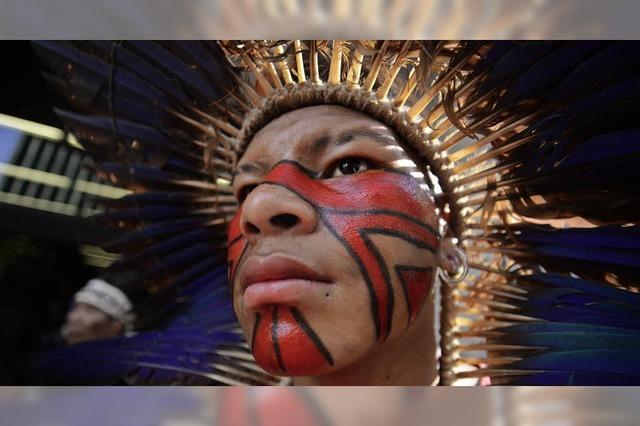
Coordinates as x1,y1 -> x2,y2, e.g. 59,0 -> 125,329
326,157 -> 374,178
236,184 -> 258,203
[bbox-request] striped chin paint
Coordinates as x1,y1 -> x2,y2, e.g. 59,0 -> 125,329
228,161 -> 438,376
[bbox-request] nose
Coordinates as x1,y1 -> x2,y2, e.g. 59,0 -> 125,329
240,184 -> 318,239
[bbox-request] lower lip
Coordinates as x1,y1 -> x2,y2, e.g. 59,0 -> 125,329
243,279 -> 333,310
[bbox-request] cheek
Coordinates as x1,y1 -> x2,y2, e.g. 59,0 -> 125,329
82,314 -> 106,332
319,176 -> 439,341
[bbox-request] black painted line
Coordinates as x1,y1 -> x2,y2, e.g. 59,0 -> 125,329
261,180 -> 439,238
229,241 -> 249,300
251,311 -> 261,353
271,307 -> 287,373
323,208 -> 439,237
360,230 -> 395,339
290,307 -> 334,366
320,215 -> 382,341
359,227 -> 438,253
395,265 -> 432,326
273,159 -> 322,179
228,233 -> 244,247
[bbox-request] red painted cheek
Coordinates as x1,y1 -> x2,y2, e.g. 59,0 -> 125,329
227,209 -> 246,288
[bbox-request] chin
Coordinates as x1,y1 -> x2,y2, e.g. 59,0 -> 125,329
244,304 -> 336,376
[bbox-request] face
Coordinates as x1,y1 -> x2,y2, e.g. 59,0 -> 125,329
62,302 -> 124,345
228,105 -> 440,377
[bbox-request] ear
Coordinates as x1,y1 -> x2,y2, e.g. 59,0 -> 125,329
437,237 -> 465,274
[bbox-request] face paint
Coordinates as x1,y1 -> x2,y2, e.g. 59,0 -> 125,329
251,305 -> 334,375
218,388 -> 328,426
228,160 -> 438,375
227,212 -> 247,299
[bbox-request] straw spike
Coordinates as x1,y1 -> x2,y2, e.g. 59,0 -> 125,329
393,66 -> 418,108
423,75 -> 485,134
186,106 -> 240,137
362,40 -> 389,92
241,54 -> 273,95
347,43 -> 364,88
263,57 -> 284,89
422,103 -> 446,129
222,73 -> 260,110
293,40 -> 306,83
407,50 -> 476,121
454,162 -> 520,187
276,45 -> 294,86
169,109 -> 222,140
230,73 -> 262,108
376,40 -> 412,100
212,102 -> 244,127
454,297 -> 520,311
329,40 -> 344,85
438,128 -> 467,152
406,85 -> 439,122
428,119 -> 454,139
452,134 -> 535,176
309,41 -> 321,84
448,114 -> 536,163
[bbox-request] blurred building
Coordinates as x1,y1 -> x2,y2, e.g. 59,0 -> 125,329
0,113 -> 126,266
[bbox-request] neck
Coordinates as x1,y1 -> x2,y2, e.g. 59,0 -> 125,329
293,304 -> 437,386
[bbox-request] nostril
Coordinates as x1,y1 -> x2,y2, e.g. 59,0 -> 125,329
270,213 -> 300,229
246,222 -> 260,234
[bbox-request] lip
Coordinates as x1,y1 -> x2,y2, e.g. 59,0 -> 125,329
238,254 -> 332,309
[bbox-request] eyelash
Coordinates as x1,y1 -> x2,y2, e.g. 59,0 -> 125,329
321,156 -> 377,178
235,156 -> 379,203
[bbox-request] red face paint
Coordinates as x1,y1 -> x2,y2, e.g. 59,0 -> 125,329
227,210 -> 246,299
227,161 -> 438,375
251,306 -> 333,376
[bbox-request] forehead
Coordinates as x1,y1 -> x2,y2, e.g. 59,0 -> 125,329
73,302 -> 105,315
239,105 -> 399,163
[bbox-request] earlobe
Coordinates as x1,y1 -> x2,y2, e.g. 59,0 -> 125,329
437,238 -> 468,284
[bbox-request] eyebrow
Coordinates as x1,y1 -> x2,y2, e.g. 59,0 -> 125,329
237,162 -> 267,174
310,127 -> 397,155
233,127 -> 398,181
233,160 -> 270,184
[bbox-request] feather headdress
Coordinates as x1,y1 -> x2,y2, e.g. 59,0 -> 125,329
32,40 -> 640,385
